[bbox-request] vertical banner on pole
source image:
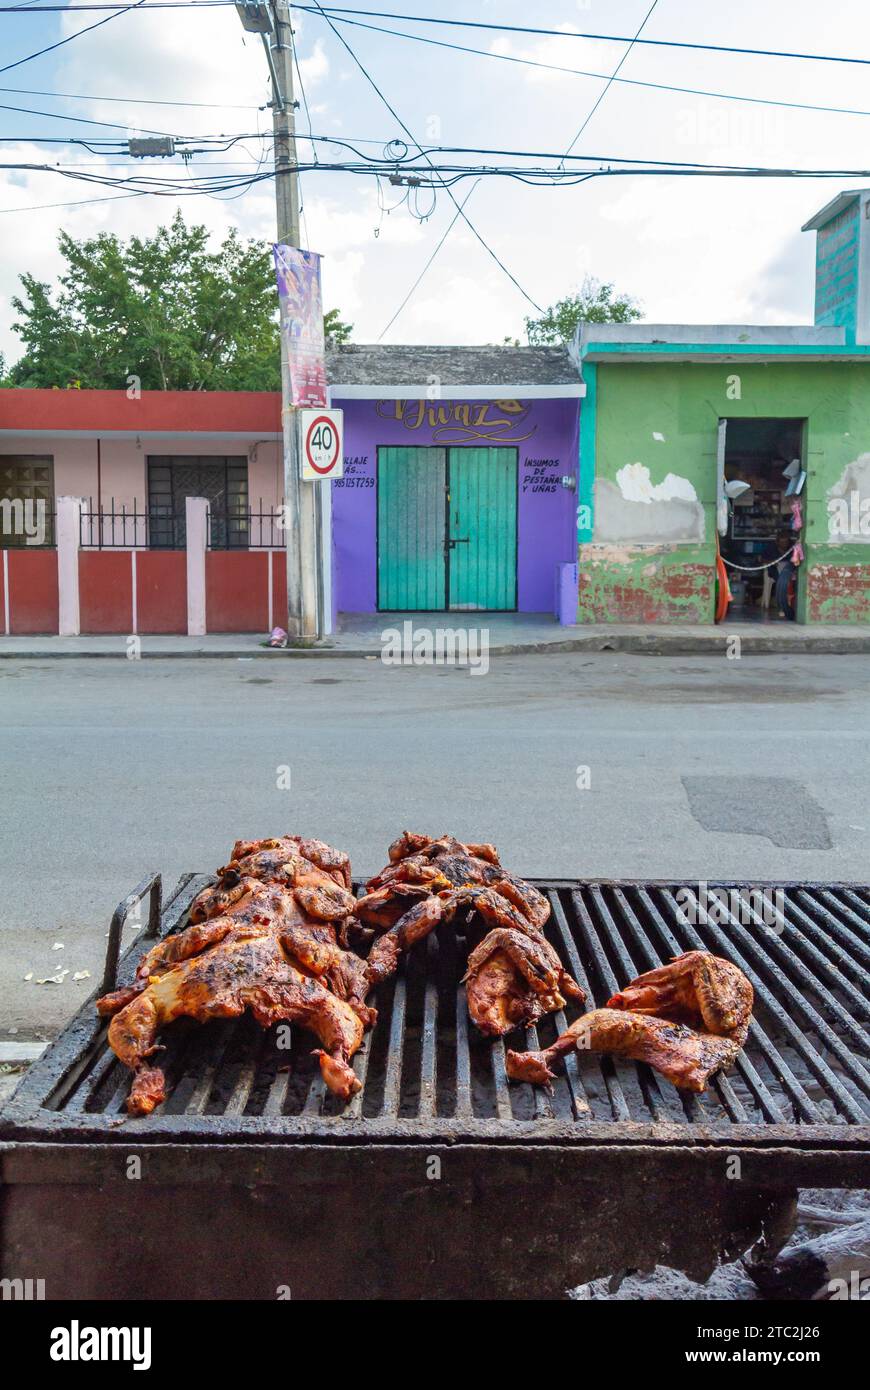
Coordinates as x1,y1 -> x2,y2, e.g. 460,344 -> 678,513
273,244 -> 328,408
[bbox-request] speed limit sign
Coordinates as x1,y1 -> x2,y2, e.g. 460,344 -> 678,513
300,408 -> 343,480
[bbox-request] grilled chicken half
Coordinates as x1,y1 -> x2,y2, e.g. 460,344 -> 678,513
506,951 -> 753,1092
97,839 -> 367,1115
359,833 -> 584,1034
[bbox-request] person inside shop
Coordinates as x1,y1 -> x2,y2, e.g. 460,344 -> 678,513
767,528 -> 797,621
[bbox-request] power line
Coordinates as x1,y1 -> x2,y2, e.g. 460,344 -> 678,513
296,6 -> 870,69
0,1 -> 234,7
0,0 -> 148,77
6,0 -> 870,71
563,0 -> 659,162
308,0 -> 543,312
0,98 -> 177,136
0,82 -> 261,110
317,15 -> 870,125
377,177 -> 480,340
374,1 -> 662,331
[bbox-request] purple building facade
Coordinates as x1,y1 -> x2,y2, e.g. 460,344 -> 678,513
326,345 -> 583,620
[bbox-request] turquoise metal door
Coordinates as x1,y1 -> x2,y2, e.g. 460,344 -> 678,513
448,447 -> 517,610
377,446 -> 446,609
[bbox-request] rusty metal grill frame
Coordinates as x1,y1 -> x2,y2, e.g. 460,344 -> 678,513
2,874 -> 869,1181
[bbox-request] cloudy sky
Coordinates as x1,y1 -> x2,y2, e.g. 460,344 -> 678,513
2,0 -> 870,366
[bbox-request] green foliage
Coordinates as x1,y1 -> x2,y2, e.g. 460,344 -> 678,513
323,307 -> 353,344
524,276 -> 642,346
7,212 -> 351,390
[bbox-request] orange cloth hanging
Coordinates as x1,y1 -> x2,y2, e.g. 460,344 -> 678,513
715,538 -> 731,623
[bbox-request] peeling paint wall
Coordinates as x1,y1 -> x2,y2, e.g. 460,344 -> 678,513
579,544 -> 712,622
826,452 -> 870,541
579,360 -> 870,624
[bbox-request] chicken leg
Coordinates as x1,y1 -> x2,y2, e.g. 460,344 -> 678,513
506,1008 -> 742,1092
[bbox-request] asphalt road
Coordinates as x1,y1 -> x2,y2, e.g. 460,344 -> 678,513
3,651 -> 870,1037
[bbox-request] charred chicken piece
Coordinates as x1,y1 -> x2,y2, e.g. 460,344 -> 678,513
365,897 -> 446,987
462,927 -> 576,1035
506,1008 -> 742,1093
228,835 -> 352,890
606,950 -> 753,1045
446,887 -> 584,1035
97,840 -> 367,1114
189,836 -> 352,922
506,951 -> 753,1093
360,834 -> 583,1037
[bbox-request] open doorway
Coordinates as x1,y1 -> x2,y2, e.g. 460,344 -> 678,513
718,418 -> 805,623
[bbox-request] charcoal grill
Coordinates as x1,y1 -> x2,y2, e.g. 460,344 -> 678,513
2,873 -> 869,1299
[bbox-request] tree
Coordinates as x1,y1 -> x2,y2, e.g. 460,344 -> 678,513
6,212 -> 351,390
324,307 -> 353,344
524,275 -> 642,346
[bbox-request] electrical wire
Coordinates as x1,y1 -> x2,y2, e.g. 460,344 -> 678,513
295,6 -> 870,69
0,82 -> 261,111
313,15 -> 870,126
307,0 -> 543,312
377,176 -> 479,339
0,0 -> 148,77
5,0 -> 870,71
0,98 -> 177,136
562,0 -> 659,162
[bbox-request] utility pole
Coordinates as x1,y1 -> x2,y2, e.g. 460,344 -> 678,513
236,0 -> 320,640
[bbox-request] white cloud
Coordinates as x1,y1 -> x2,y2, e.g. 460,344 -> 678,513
4,0 -> 870,359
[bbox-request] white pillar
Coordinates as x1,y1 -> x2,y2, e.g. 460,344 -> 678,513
56,495 -> 83,637
186,496 -> 208,637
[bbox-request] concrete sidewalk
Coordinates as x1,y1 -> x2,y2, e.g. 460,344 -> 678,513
3,613 -> 870,657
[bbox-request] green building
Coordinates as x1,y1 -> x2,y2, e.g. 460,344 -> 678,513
573,192 -> 870,625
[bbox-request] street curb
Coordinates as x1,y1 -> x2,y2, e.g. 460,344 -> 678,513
0,1042 -> 46,1065
4,633 -> 870,658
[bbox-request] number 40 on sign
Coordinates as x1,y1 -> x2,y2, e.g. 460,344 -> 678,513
300,408 -> 344,480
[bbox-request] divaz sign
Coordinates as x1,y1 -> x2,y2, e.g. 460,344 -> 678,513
50,1320 -> 152,1371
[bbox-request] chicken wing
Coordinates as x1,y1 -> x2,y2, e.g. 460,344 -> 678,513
606,949 -> 753,1045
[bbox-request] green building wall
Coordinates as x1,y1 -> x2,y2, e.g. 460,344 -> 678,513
578,359 -> 870,624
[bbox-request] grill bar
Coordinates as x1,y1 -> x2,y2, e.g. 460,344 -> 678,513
688,901 -> 869,1119
809,891 -> 870,968
635,888 -> 782,1124
772,896 -> 870,1015
381,971 -> 406,1119
646,887 -> 826,1125
418,934 -> 439,1119
731,893 -> 870,1058
2,879 -> 868,1161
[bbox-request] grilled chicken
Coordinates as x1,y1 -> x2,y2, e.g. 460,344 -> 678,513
359,833 -> 584,1034
97,839 -> 367,1115
506,951 -> 753,1092
189,835 -> 352,924
606,950 -> 753,1045
506,1008 -> 742,1092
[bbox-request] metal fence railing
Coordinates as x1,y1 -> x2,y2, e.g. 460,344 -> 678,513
206,501 -> 287,550
76,499 -> 288,550
80,499 -> 152,549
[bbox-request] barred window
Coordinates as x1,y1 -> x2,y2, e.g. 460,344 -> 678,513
0,456 -> 54,547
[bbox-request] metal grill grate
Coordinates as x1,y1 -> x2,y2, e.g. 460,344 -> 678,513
4,877 -> 869,1157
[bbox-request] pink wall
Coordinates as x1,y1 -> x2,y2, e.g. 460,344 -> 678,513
0,434 -> 282,546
